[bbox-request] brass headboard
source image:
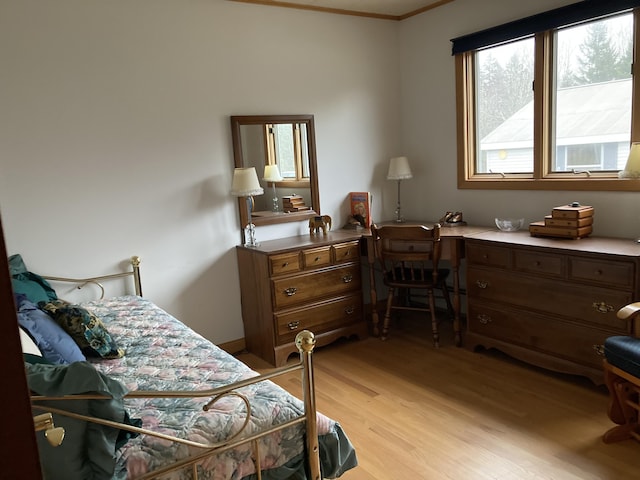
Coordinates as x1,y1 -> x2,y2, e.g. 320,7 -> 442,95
43,255 -> 142,299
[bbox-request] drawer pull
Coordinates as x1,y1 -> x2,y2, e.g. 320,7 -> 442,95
314,256 -> 321,262
478,314 -> 492,325
595,269 -> 603,276
282,262 -> 289,267
593,344 -> 605,356
342,274 -> 353,283
345,305 -> 355,315
283,287 -> 297,296
592,301 -> 614,314
475,280 -> 488,289
287,321 -> 300,331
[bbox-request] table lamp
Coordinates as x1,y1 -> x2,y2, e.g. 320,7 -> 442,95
619,143 -> 640,179
387,156 -> 413,223
263,164 -> 283,212
231,167 -> 264,247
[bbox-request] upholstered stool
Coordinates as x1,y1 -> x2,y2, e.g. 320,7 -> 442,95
603,304 -> 640,444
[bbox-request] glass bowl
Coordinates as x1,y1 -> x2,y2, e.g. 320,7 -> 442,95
495,217 -> 524,232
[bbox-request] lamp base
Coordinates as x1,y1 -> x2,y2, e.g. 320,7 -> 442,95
244,223 -> 259,247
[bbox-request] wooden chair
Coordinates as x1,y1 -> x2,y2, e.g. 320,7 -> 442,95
603,301 -> 640,444
371,223 -> 453,346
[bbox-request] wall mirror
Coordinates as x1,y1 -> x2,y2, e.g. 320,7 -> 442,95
230,115 -> 320,229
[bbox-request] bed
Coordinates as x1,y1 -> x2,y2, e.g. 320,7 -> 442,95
14,255 -> 358,480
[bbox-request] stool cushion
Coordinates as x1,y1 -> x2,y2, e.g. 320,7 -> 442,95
605,335 -> 640,379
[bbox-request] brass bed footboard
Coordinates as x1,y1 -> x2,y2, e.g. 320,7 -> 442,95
31,330 -> 321,480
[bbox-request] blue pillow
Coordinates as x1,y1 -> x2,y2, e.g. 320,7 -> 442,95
16,297 -> 86,365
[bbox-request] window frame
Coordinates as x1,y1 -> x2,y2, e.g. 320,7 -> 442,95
455,7 -> 640,191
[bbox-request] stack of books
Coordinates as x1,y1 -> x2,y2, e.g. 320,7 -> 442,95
529,203 -> 594,239
282,195 -> 309,212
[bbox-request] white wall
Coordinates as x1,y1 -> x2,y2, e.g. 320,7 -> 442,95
0,0 -> 400,343
397,0 -> 640,238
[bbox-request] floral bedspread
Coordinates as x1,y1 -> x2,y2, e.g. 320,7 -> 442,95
83,296 -> 357,480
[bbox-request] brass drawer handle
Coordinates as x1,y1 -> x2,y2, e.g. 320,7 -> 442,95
282,261 -> 289,267
592,301 -> 614,314
593,344 -> 605,356
287,321 -> 300,331
478,314 -> 492,325
345,305 -> 355,315
284,287 -> 297,296
476,280 -> 488,289
342,274 -> 353,283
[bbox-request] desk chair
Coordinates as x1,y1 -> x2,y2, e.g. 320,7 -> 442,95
371,223 -> 453,346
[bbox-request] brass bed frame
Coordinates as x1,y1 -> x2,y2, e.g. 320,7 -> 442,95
31,256 -> 322,480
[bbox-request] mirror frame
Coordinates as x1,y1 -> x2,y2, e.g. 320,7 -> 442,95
230,114 -> 320,229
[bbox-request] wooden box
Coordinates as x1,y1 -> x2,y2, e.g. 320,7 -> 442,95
551,204 -> 594,219
282,195 -> 309,212
529,221 -> 593,239
544,215 -> 593,228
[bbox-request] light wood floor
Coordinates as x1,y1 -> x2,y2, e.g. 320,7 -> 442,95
237,315 -> 640,480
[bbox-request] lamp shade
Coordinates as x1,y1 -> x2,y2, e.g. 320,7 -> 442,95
230,167 -> 264,196
620,143 -> 640,179
387,156 -> 413,180
263,164 -> 283,182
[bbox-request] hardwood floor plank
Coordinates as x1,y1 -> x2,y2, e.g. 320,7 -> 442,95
237,316 -> 640,479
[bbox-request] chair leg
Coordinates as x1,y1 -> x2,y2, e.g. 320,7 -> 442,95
603,380 -> 640,443
428,290 -> 439,347
381,288 -> 395,341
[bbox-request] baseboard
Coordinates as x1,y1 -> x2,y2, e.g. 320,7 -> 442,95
219,337 -> 246,355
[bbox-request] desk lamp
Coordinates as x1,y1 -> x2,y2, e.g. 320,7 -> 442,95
231,167 -> 264,247
263,164 -> 283,212
387,156 -> 413,223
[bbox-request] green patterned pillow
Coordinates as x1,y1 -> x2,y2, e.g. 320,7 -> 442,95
39,300 -> 124,359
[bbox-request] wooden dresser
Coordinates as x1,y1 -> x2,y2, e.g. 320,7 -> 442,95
464,231 -> 640,384
236,231 -> 368,366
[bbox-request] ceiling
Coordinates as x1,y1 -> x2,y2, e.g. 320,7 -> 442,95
230,0 -> 455,20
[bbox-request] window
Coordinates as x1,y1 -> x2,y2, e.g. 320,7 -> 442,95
265,123 -> 310,187
453,1 -> 640,190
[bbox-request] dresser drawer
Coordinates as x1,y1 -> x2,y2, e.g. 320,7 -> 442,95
466,243 -> 510,269
272,264 -> 361,309
513,250 -> 564,278
270,252 -> 301,276
467,301 -> 616,369
303,247 -> 332,269
275,293 -> 362,345
467,267 -> 630,329
569,257 -> 635,289
333,241 -> 361,264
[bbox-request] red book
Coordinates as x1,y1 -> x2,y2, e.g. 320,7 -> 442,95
349,192 -> 372,227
